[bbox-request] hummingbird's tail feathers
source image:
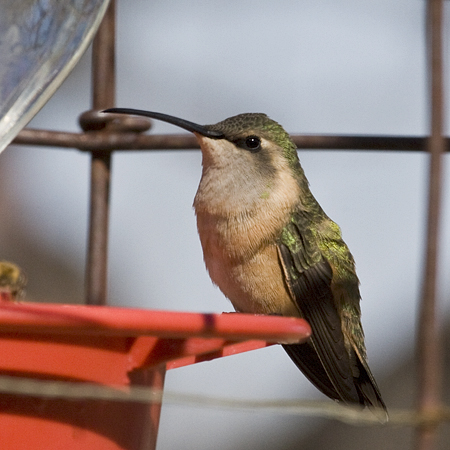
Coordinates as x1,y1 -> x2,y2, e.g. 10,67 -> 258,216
282,342 -> 359,404
355,357 -> 388,422
283,342 -> 388,421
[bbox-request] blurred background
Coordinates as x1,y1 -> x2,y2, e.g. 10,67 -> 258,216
1,0 -> 450,448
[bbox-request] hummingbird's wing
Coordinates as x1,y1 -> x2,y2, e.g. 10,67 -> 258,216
277,213 -> 387,416
277,216 -> 361,405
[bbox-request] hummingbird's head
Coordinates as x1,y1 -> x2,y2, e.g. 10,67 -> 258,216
103,108 -> 304,214
103,108 -> 301,177
201,113 -> 300,173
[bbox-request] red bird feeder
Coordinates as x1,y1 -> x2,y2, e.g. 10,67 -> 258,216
0,298 -> 310,449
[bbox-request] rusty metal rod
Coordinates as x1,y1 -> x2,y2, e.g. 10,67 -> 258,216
85,0 -> 116,306
415,1 -> 444,449
13,128 -> 438,152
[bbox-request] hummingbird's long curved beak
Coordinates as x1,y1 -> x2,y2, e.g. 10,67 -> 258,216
103,108 -> 224,139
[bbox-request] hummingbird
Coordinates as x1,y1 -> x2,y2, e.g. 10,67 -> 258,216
104,108 -> 387,416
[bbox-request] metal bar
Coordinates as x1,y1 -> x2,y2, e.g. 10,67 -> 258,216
92,2 -> 116,109
86,152 -> 111,306
415,1 -> 444,449
13,128 -> 434,152
85,0 -> 116,306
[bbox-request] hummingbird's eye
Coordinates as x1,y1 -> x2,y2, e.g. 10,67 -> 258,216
236,135 -> 261,152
